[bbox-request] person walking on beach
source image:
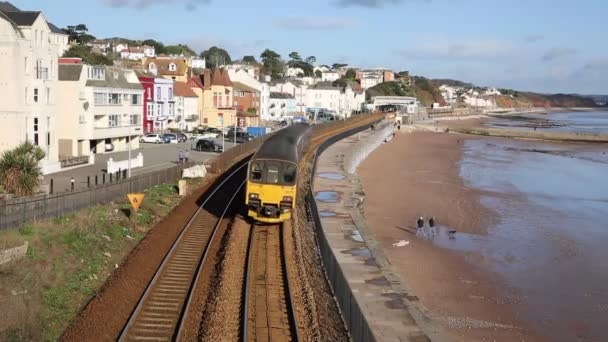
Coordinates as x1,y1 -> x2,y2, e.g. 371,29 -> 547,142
178,150 -> 184,164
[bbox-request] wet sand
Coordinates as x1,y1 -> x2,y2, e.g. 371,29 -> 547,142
357,131 -> 544,341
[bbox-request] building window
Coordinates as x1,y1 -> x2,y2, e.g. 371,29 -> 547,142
108,114 -> 119,127
123,94 -> 130,102
46,88 -> 50,104
147,103 -> 154,117
169,63 -> 176,71
34,88 -> 38,103
33,118 -> 39,146
169,103 -> 174,116
213,92 -> 218,107
110,93 -> 120,105
169,87 -> 173,100
130,114 -> 140,125
89,67 -> 105,80
225,95 -> 230,108
157,104 -> 161,116
132,94 -> 141,105
157,87 -> 161,100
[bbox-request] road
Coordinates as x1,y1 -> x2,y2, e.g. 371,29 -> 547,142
44,138 -> 236,193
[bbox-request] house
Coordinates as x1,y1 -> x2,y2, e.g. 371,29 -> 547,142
120,46 -> 145,60
304,82 -> 365,118
321,70 -> 340,82
225,61 -> 260,79
360,69 -> 394,89
137,73 -> 155,133
189,56 -> 206,69
144,57 -> 189,82
286,67 -> 304,77
313,65 -> 331,74
173,81 -> 198,131
269,92 -> 296,120
228,69 -> 271,122
88,39 -> 111,55
271,81 -> 307,114
0,2 -> 69,174
143,45 -> 155,58
151,77 -> 175,131
233,82 -> 260,114
187,68 -> 237,129
57,61 -> 144,157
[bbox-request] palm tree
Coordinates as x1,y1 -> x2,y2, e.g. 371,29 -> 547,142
0,141 -> 45,196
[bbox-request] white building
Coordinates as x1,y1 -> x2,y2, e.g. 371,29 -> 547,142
286,67 -> 304,77
225,61 -> 259,79
0,2 -> 69,174
484,87 -> 502,96
304,82 -> 365,119
143,45 -> 155,58
120,46 -> 145,60
228,68 -> 272,121
321,70 -> 340,82
313,65 -> 331,74
57,62 -> 144,156
269,92 -> 296,120
152,77 -> 175,131
190,57 -> 206,69
271,81 -> 307,114
173,82 -> 198,131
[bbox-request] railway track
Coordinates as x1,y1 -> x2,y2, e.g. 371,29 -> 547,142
243,222 -> 299,342
119,163 -> 247,341
113,114 -> 383,341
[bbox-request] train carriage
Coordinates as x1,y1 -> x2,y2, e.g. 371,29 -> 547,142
246,123 -> 312,223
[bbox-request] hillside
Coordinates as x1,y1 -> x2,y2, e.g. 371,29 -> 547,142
366,77 -> 445,106
496,89 -> 598,108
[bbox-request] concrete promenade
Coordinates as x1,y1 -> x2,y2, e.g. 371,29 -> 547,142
313,128 -> 447,341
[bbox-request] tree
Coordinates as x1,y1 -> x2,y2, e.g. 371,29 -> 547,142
315,70 -> 322,78
201,46 -> 231,69
164,44 -> 197,57
63,45 -> 113,65
332,63 -> 348,69
242,55 -> 258,64
63,24 -> 96,44
288,51 -> 301,66
0,141 -> 45,196
260,49 -> 284,79
304,56 -> 316,65
345,68 -> 357,80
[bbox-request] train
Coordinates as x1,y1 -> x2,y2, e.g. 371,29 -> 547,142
246,123 -> 313,223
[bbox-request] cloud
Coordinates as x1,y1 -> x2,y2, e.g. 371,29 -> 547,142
102,0 -> 210,10
525,34 -> 545,43
336,0 -> 404,8
273,16 -> 354,30
542,47 -> 578,62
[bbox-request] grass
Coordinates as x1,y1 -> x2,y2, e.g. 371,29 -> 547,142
0,178 -> 206,341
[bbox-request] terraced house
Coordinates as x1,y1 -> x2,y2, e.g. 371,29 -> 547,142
144,57 -> 189,82
57,60 -> 144,156
0,1 -> 69,174
188,68 -> 237,129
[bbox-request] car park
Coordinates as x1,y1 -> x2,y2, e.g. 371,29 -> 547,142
140,134 -> 163,144
226,131 -> 253,144
177,133 -> 188,143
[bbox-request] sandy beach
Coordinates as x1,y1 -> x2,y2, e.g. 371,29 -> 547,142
357,131 -> 544,341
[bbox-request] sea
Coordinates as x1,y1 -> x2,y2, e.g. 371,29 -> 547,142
439,111 -> 608,341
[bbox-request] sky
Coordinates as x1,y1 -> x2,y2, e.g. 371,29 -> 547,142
12,0 -> 608,94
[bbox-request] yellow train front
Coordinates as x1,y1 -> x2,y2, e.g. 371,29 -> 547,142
246,124 -> 311,224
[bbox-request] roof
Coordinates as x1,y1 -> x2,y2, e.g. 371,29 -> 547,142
145,58 -> 188,76
232,81 -> 258,93
253,123 -> 311,163
189,68 -> 232,89
310,82 -> 341,91
270,92 -> 294,99
58,64 -> 83,81
85,66 -> 143,90
211,68 -> 232,87
0,1 -> 19,12
2,10 -> 40,26
47,22 -> 65,34
173,81 -> 197,97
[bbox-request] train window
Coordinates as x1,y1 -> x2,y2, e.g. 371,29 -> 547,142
250,163 -> 263,181
267,166 -> 280,184
283,164 -> 296,184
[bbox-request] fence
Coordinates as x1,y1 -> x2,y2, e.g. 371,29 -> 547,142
0,163 -> 188,230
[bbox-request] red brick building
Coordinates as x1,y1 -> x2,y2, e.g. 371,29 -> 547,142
232,81 -> 260,114
138,75 -> 155,133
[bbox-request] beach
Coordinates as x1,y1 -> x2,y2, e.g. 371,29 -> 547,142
357,113 -> 608,341
357,131 -> 541,340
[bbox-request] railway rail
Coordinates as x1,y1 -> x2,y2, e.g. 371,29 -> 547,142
110,114 -> 383,341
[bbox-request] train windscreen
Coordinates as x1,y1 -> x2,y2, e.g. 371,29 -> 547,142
249,161 -> 297,186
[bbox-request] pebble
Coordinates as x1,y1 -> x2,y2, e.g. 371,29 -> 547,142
11,289 -> 28,296
126,235 -> 135,240
103,252 -> 111,258
102,235 -> 111,242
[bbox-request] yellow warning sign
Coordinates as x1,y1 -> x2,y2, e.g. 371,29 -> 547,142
127,193 -> 145,212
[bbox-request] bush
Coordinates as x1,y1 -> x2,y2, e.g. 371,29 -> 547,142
0,141 -> 45,196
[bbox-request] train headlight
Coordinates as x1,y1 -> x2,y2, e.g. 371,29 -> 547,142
249,193 -> 259,199
282,196 -> 293,203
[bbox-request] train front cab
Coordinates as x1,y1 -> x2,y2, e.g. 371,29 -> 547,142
246,159 -> 298,224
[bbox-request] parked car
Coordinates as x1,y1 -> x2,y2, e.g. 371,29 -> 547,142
140,134 -> 163,144
195,139 -> 223,153
177,133 -> 188,143
162,133 -> 179,144
226,131 -> 253,144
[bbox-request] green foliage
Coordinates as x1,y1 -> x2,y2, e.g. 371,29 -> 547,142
164,44 -> 197,57
304,56 -> 316,65
0,141 -> 45,196
288,51 -> 301,63
366,81 -> 415,101
63,45 -> 113,65
62,24 -> 95,44
332,63 -> 347,69
345,68 -> 356,80
247,107 -> 257,114
201,46 -> 232,69
314,70 -> 322,78
260,49 -> 284,79
20,223 -> 35,237
242,55 -> 258,64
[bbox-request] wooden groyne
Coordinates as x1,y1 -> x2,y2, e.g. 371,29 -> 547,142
450,126 -> 608,143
